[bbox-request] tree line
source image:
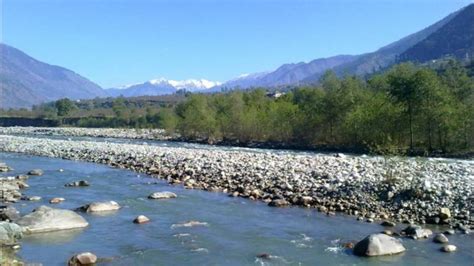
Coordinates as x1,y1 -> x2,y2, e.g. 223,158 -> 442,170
1,60 -> 472,156
167,61 -> 473,155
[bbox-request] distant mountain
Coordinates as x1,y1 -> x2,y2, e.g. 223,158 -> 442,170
399,4 -> 474,63
304,5 -> 464,82
106,78 -> 221,97
214,55 -> 357,90
218,3 -> 467,88
0,43 -> 106,109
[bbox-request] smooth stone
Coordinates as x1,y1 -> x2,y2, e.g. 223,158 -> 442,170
0,222 -> 23,245
402,225 -> 433,239
148,191 -> 177,199
381,221 -> 396,227
133,215 -> 150,224
444,229 -> 455,235
26,196 -> 42,201
16,175 -> 29,180
27,169 -> 43,176
68,252 -> 98,265
433,233 -> 449,244
353,233 -> 406,256
439,208 -> 451,220
16,206 -> 88,233
80,201 -> 121,212
441,245 -> 457,252
65,180 -> 90,187
49,197 -> 65,204
268,199 -> 290,207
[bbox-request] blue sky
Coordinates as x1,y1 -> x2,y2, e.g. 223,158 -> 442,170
2,0 -> 472,88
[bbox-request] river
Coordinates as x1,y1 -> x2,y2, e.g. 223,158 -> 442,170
1,151 -> 473,265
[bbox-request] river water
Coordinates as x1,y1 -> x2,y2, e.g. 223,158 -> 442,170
1,151 -> 473,265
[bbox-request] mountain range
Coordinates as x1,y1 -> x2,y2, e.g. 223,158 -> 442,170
0,44 -> 106,109
1,3 -> 473,108
107,78 -> 222,97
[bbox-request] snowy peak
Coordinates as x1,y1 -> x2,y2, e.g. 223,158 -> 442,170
148,78 -> 221,90
106,78 -> 222,97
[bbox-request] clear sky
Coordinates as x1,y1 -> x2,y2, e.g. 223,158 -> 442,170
1,0 -> 472,88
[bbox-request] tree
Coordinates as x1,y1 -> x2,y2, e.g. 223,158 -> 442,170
386,63 -> 419,151
55,98 -> 76,117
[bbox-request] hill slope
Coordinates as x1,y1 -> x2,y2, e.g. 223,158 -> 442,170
399,4 -> 474,63
0,44 -> 106,109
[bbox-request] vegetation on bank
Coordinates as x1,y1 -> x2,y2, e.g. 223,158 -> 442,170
1,60 -> 473,156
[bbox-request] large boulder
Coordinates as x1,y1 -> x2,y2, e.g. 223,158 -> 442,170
16,206 -> 89,233
0,222 -> 23,244
79,201 -> 121,212
353,233 -> 406,256
148,191 -> 177,199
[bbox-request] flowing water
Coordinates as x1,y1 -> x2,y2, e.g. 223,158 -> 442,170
1,152 -> 473,265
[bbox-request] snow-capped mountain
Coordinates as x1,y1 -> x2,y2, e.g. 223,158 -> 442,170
149,78 -> 221,91
106,78 -> 222,97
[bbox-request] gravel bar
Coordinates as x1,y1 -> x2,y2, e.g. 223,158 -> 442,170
0,133 -> 472,228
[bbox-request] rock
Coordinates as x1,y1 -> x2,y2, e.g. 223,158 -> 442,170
0,163 -> 11,172
79,201 -> 121,212
440,245 -> 457,252
268,199 -> 289,207
26,196 -> 41,201
16,205 -> 89,233
133,215 -> 150,224
49,197 -> 65,204
402,225 -> 432,239
148,191 -> 177,199
0,206 -> 20,221
366,218 -> 374,223
433,233 -> 449,244
439,208 -> 451,220
16,175 -> 29,180
298,196 -> 313,205
0,222 -> 23,244
65,180 -> 90,187
27,169 -> 43,176
381,221 -> 396,227
353,233 -> 406,256
68,252 -> 97,265
444,229 -> 455,235
426,216 -> 440,224
382,230 -> 393,236
256,253 -> 271,259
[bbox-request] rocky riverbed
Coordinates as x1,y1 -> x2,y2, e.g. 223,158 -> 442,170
0,133 -> 472,230
0,126 -> 170,140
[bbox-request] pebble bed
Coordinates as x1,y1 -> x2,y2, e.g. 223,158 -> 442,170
0,131 -> 472,229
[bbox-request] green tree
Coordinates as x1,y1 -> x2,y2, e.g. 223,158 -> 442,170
55,98 -> 77,117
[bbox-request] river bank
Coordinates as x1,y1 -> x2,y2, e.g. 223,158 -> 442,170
0,152 -> 472,265
0,133 -> 472,229
2,127 -> 472,159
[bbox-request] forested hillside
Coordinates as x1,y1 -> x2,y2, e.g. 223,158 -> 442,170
6,60 -> 472,156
